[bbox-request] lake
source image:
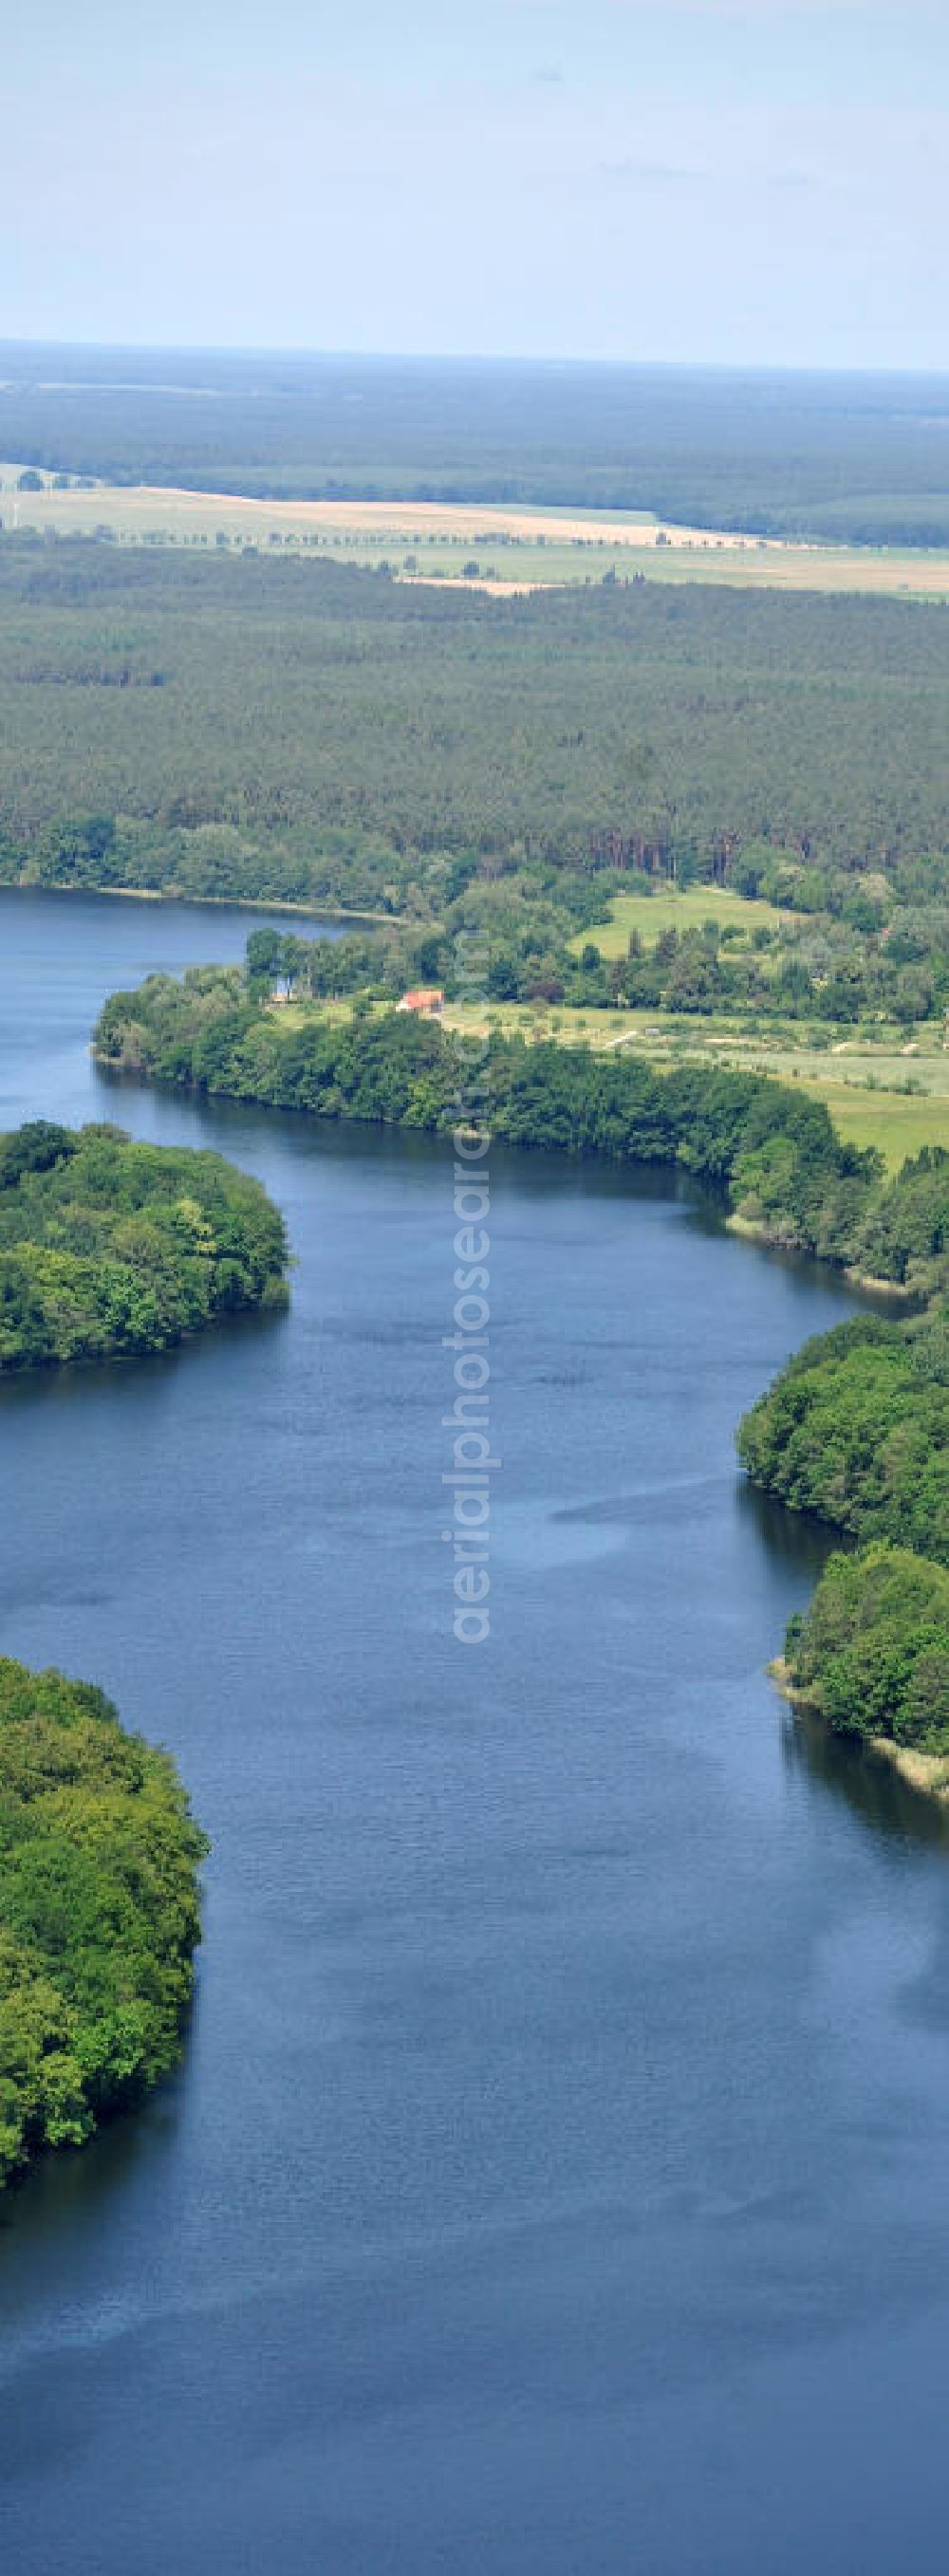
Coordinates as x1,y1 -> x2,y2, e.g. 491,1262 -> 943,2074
2,890 -> 949,2575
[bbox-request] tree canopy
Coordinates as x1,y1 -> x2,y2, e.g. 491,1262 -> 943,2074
1,547 -> 948,929
0,1658 -> 208,2185
785,1546 -> 949,1755
738,1308 -> 949,1561
0,1120 -> 288,1370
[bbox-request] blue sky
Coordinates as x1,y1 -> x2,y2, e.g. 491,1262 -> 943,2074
6,0 -> 946,364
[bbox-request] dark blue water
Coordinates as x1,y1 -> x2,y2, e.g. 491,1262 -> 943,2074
2,891 -> 949,2576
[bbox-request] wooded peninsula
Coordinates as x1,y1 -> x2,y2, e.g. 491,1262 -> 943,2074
781,1547 -> 949,1788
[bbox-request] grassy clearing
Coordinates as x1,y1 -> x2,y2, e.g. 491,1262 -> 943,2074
799,1083 -> 949,1166
437,1002 -> 949,1170
6,471 -> 949,600
573,884 -> 791,957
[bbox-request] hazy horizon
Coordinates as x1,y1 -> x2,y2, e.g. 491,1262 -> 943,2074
3,342 -> 948,384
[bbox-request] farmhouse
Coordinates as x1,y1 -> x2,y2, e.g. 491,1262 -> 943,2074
397,988 -> 444,1017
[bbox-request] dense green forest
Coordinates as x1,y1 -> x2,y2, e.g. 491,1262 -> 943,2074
738,1302 -> 949,1562
95,969 -> 945,1285
3,348 -> 949,544
0,1119 -> 288,1370
737,1178 -> 949,1761
0,1657 -> 207,2185
2,542 -> 949,1025
784,1547 -> 949,1756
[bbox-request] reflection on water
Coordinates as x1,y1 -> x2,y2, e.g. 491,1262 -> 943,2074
735,1474 -> 847,1581
783,1700 -> 949,1849
0,2034 -> 195,2266
737,1482 -> 949,1849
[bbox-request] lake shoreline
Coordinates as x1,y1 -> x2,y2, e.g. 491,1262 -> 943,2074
94,1044 -> 902,1297
0,877 -> 391,924
770,1657 -> 949,1804
725,1211 -> 913,1300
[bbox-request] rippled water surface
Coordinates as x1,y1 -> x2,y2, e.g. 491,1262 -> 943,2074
2,891 -> 949,2576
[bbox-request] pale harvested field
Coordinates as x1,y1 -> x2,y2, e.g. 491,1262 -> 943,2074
0,473 -> 769,549
5,469 -> 949,598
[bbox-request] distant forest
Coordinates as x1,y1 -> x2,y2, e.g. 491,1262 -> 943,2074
1,544 -> 948,934
2,348 -> 949,544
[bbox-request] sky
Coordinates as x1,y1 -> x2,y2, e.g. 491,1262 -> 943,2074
5,0 -> 947,367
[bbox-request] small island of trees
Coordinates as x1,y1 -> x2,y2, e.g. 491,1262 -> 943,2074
0,1118 -> 288,1371
0,1658 -> 208,2186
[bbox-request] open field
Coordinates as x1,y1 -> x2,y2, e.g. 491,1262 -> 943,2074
798,1082 -> 949,1167
573,884 -> 791,956
439,1008 -> 949,1170
7,469 -> 949,599
5,354 -> 949,548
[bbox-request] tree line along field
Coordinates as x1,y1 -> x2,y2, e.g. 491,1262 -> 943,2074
437,1006 -> 949,1173
9,475 -> 949,601
4,348 -> 949,545
247,976 -> 949,1173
